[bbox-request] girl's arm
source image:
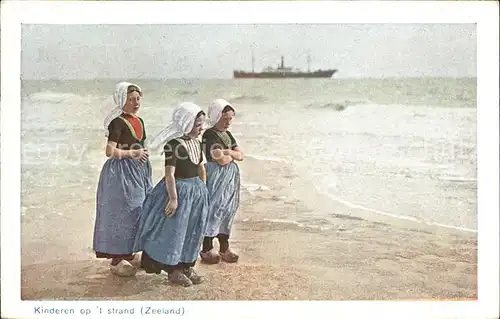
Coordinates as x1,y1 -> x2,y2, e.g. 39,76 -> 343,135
224,146 -> 244,161
199,164 -> 206,183
105,141 -> 133,159
165,166 -> 177,201
212,149 -> 234,166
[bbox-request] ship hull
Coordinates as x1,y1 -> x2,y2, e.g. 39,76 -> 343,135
233,69 -> 337,79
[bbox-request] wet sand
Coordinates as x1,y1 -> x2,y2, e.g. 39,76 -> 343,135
21,213 -> 477,300
21,159 -> 477,300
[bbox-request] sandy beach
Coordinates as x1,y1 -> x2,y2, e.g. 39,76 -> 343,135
18,76 -> 478,302
11,13 -> 484,304
21,158 -> 477,301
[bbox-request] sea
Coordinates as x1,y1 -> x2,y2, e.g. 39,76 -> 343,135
20,77 -> 477,238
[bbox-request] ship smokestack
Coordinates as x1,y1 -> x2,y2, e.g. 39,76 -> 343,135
252,49 -> 255,73
307,53 -> 311,73
281,56 -> 284,69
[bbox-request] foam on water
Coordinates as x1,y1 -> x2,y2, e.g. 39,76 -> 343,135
240,218 -> 338,232
314,186 -> 477,233
437,176 -> 477,183
27,91 -> 86,103
239,166 -> 272,195
245,154 -> 288,163
241,183 -> 271,193
304,98 -> 373,111
228,93 -> 267,103
20,78 -> 477,236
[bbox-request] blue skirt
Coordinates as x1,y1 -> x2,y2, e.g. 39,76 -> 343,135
133,177 -> 209,266
204,161 -> 241,237
93,158 -> 153,257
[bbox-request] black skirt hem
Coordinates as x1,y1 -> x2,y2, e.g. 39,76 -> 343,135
141,250 -> 196,274
95,251 -> 134,259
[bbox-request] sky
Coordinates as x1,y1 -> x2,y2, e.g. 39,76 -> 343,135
21,24 -> 477,79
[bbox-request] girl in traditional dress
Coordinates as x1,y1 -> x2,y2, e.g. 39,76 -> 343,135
200,99 -> 244,264
93,82 -> 153,277
134,102 -> 209,287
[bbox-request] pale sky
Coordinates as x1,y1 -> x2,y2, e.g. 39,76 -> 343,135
21,24 -> 476,79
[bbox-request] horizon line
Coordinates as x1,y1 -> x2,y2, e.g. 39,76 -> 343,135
20,75 -> 478,81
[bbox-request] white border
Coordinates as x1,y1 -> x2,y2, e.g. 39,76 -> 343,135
1,1 -> 499,319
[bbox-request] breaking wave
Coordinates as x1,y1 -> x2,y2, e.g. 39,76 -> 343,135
305,99 -> 373,111
27,91 -> 86,104
174,89 -> 198,96
228,94 -> 267,103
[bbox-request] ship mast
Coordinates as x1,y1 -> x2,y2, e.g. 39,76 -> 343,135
307,52 -> 311,73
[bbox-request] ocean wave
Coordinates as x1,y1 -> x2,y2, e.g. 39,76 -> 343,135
436,176 -> 477,183
413,113 -> 427,118
314,186 -> 477,234
228,94 -> 267,103
174,89 -> 198,96
246,154 -> 288,163
305,99 -> 373,111
22,127 -> 102,134
22,160 -> 91,167
230,131 -> 243,137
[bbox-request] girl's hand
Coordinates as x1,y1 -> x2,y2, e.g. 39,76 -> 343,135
132,148 -> 149,163
164,198 -> 178,217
